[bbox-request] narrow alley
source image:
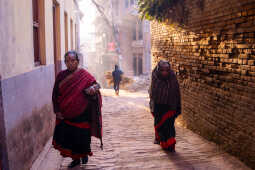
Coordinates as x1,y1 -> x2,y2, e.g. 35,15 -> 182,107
31,89 -> 251,170
1,0 -> 255,169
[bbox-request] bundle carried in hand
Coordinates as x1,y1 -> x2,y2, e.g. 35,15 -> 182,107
105,71 -> 134,89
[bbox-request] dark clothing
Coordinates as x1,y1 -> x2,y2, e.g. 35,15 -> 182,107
153,104 -> 176,150
114,81 -> 120,92
112,69 -> 123,83
150,67 -> 181,115
53,108 -> 92,159
112,68 -> 123,93
149,61 -> 181,150
52,69 -> 103,159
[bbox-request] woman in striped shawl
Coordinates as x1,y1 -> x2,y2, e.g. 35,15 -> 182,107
149,60 -> 181,152
52,51 -> 103,168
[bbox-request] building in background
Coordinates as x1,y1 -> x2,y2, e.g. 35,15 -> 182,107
112,0 -> 151,76
0,0 -> 82,169
85,0 -> 151,84
74,0 -> 84,65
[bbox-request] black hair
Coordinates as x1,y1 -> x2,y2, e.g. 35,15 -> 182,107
64,50 -> 79,62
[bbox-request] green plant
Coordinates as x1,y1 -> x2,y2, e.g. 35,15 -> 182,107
138,0 -> 179,22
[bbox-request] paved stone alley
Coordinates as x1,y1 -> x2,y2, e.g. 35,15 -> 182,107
31,89 -> 251,170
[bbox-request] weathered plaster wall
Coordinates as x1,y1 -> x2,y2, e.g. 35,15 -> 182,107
0,0 -> 80,169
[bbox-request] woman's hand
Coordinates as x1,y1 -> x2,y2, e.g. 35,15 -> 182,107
86,84 -> 101,95
56,112 -> 64,119
86,86 -> 97,95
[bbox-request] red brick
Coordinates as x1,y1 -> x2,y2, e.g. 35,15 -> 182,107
151,0 -> 255,168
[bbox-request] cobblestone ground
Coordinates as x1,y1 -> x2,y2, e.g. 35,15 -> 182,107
31,89 -> 251,170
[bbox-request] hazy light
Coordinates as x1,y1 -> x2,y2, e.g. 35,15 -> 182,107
79,0 -> 97,44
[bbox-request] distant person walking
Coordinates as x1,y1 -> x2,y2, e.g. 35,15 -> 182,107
149,60 -> 181,152
112,65 -> 123,95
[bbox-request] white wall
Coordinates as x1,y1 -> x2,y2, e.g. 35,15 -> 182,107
0,0 -> 78,79
0,0 -> 34,79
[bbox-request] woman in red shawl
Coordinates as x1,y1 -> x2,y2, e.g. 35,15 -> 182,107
149,60 -> 181,152
52,51 -> 103,168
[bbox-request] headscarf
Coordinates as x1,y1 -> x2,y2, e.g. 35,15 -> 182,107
115,65 -> 119,70
149,60 -> 181,114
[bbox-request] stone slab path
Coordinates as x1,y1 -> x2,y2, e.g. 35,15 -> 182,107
31,89 -> 251,170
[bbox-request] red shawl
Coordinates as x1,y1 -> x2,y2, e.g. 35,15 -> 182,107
53,69 -> 103,144
58,69 -> 96,119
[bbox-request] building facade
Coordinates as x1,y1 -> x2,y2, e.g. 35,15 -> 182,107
90,0 -> 151,79
112,0 -> 151,76
0,0 -> 82,169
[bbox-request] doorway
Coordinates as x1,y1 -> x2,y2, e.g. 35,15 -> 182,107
133,54 -> 143,76
53,0 -> 61,77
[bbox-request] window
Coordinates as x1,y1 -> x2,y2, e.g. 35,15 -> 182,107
133,55 -> 137,76
133,24 -> 136,40
64,12 -> 68,53
115,0 -> 119,16
75,24 -> 78,51
70,19 -> 74,50
133,54 -> 143,75
144,20 -> 150,33
53,0 -> 61,76
125,0 -> 129,8
138,21 -> 143,40
138,55 -> 143,75
32,0 -> 39,64
32,0 -> 46,66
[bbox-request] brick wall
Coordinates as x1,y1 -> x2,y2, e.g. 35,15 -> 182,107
151,0 -> 255,168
